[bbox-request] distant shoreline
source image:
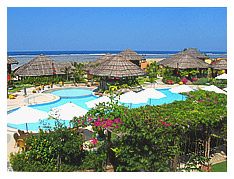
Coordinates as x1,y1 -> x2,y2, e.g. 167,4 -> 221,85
8,51 -> 227,70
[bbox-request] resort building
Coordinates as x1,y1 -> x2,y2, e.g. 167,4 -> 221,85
83,53 -> 113,78
116,48 -> 146,67
7,56 -> 19,73
210,58 -> 227,77
180,47 -> 208,60
89,54 -> 146,90
14,54 -> 75,77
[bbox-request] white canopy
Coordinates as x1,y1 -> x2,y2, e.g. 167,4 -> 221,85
137,88 -> 166,99
215,73 -> 227,80
201,85 -> 227,94
169,85 -> 194,93
119,91 -> 148,104
8,106 -> 48,124
85,96 -> 111,108
49,102 -> 88,121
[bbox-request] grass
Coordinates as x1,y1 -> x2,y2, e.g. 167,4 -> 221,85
211,161 -> 227,172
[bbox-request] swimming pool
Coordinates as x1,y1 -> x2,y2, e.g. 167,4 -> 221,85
50,88 -> 93,97
7,88 -> 187,131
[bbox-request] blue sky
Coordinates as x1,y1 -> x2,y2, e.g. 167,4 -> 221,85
7,7 -> 227,52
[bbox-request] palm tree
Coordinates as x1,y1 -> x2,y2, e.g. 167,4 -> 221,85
61,66 -> 71,81
71,62 -> 86,82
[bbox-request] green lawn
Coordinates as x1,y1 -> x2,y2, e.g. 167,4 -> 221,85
211,161 -> 227,172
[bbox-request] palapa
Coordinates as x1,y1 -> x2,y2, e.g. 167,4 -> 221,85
14,54 -> 69,77
83,53 -> 113,72
181,48 -> 208,59
117,48 -> 146,61
89,55 -> 146,77
157,53 -> 209,69
210,59 -> 227,70
7,56 -> 19,64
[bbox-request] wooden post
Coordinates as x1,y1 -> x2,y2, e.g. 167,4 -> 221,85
106,129 -> 114,172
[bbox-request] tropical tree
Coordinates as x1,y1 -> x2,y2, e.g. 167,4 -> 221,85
146,61 -> 159,83
71,62 -> 86,82
61,66 -> 71,81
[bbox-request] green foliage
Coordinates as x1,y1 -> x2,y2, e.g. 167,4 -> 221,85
146,61 -> 159,81
10,121 -> 87,172
163,66 -> 173,77
180,69 -> 189,77
211,161 -> 227,172
60,66 -> 72,81
19,75 -> 65,85
162,76 -> 180,84
189,70 -> 199,77
192,78 -> 209,85
71,62 -> 86,82
72,90 -> 226,172
10,90 -> 227,172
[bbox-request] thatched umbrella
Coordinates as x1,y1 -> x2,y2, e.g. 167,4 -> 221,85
117,48 -> 146,66
157,52 -> 209,69
181,48 -> 208,59
14,54 -> 67,77
210,59 -> 227,70
89,55 -> 146,77
83,53 -> 113,72
7,56 -> 19,73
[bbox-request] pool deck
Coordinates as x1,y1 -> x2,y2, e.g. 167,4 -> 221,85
7,83 -> 205,160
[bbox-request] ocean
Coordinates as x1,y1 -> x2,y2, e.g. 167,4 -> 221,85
7,50 -> 227,70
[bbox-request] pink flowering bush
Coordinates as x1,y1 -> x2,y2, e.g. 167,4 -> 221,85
165,80 -> 174,85
182,78 -> 187,84
192,78 -> 198,81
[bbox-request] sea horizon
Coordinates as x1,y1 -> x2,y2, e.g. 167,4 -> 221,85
7,50 -> 227,70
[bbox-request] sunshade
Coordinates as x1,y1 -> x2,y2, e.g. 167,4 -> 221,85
137,88 -> 166,99
201,85 -> 227,94
215,73 -> 227,80
119,91 -> 148,104
85,96 -> 111,108
169,85 -> 194,93
49,102 -> 88,121
8,106 -> 48,124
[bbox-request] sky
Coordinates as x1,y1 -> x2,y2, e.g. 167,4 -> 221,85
7,7 -> 227,52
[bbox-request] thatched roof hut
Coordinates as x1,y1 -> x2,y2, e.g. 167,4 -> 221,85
83,53 -> 113,72
89,55 -> 146,78
7,56 -> 19,73
7,56 -> 19,64
118,48 -> 146,61
117,49 -> 146,66
210,59 -> 227,70
157,52 -> 209,69
14,54 -> 69,77
181,48 -> 208,59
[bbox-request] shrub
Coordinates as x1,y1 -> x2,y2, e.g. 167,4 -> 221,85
192,78 -> 209,85
10,121 -> 87,172
162,76 -> 180,84
182,78 -> 187,84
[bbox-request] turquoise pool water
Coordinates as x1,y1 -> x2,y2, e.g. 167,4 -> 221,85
7,89 -> 186,131
50,88 -> 93,97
